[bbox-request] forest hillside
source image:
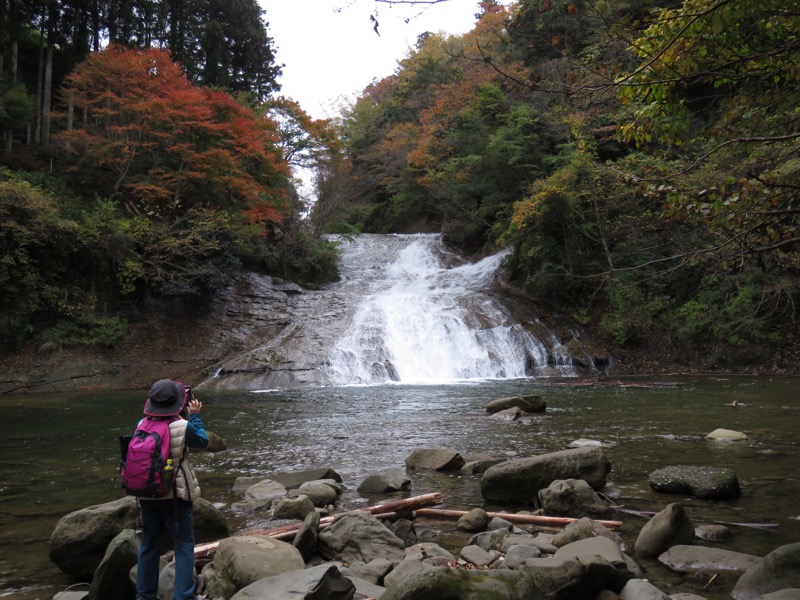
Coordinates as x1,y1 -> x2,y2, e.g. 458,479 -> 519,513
1,0 -> 799,376
312,0 -> 800,373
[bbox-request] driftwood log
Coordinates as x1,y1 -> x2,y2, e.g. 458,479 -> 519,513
187,493 -> 444,560
414,507 -> 623,529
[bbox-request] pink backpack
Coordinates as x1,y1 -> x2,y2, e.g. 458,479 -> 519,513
120,417 -> 175,497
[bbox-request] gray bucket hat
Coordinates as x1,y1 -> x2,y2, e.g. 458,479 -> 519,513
143,379 -> 185,416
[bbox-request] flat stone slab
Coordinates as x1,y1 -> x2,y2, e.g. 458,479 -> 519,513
658,545 -> 762,574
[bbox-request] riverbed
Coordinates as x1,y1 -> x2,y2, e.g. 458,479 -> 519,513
1,376 -> 798,599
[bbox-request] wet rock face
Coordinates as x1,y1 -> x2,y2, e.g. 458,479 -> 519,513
2,234 -> 610,394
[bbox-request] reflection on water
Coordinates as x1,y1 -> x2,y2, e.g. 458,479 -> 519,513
1,376 -> 798,598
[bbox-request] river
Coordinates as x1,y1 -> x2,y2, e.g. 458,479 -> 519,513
1,376 -> 798,599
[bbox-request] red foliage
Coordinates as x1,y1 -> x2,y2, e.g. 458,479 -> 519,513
58,45 -> 290,230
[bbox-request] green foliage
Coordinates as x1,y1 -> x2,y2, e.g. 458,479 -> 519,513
0,84 -> 35,131
119,209 -> 242,297
0,176 -> 80,349
670,271 -> 784,347
42,315 -> 128,350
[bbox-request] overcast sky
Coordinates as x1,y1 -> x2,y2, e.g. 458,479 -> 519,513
261,0 -> 481,119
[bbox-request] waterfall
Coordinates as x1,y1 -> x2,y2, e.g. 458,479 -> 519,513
324,234 -> 577,385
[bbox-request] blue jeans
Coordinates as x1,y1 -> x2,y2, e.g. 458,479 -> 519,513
136,499 -> 196,600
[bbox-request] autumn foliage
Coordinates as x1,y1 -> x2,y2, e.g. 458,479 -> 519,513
59,45 -> 290,228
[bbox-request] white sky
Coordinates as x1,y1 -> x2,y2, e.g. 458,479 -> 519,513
261,0 -> 481,119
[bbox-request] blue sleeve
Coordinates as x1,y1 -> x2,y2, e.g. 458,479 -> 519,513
185,414 -> 209,449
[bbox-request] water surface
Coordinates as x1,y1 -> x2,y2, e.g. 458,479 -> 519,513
1,376 -> 798,598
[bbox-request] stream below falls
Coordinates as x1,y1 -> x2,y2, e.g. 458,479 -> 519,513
1,376 -> 798,599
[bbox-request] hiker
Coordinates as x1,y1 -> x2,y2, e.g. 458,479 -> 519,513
135,379 -> 208,600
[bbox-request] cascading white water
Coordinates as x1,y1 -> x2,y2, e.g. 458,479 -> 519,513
324,234 -> 577,385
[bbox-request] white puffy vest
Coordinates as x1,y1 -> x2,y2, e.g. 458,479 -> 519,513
165,418 -> 201,501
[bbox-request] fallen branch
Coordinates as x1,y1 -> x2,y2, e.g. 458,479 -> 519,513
415,507 -> 623,529
187,493 -> 443,560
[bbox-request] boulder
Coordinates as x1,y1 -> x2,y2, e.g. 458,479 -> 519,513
405,448 -> 465,471
500,534 -> 556,555
291,481 -> 340,507
469,528 -> 510,552
485,395 -> 546,414
756,591 -> 800,600
461,458 -> 504,475
648,465 -> 741,499
551,517 -> 625,551
49,496 -> 139,580
457,508 -> 489,532
230,564 -> 355,600
490,407 -> 524,421
405,542 -> 454,562
62,497 -> 224,582
293,510 -> 321,562
694,523 -> 731,541
569,439 -> 603,448
267,467 -> 344,489
706,428 -> 747,441
634,502 -> 694,558
210,535 -> 305,590
618,578 -> 671,600
658,545 -> 762,574
504,544 -> 542,569
538,478 -> 609,517
480,447 -> 611,505
205,430 -> 228,452
381,567 -> 537,600
357,471 -> 412,493
732,543 -> 800,600
87,528 -> 139,600
341,557 -> 394,585
318,511 -> 405,565
460,544 -> 497,568
244,478 -> 288,502
273,495 -> 316,521
517,538 -> 634,600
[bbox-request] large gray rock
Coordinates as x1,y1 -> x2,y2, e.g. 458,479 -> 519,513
732,543 -> 800,600
210,535 -> 305,590
648,465 -> 741,499
457,508 -> 489,532
87,528 -> 139,600
480,447 -> 611,504
634,502 -> 694,558
244,478 -> 288,501
318,511 -> 405,565
551,517 -> 625,551
267,467 -> 343,489
515,536 -> 638,599
293,480 -> 341,507
405,448 -> 465,471
48,494 -> 229,569
658,545 -> 762,574
538,478 -> 609,517
49,496 -> 139,580
357,471 -> 411,493
485,395 -> 546,414
274,495 -> 316,520
293,511 -> 321,562
381,567 -> 537,600
230,564 -> 355,600
618,578 -> 670,600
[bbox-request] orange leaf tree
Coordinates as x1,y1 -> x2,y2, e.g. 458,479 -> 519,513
58,45 -> 290,226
